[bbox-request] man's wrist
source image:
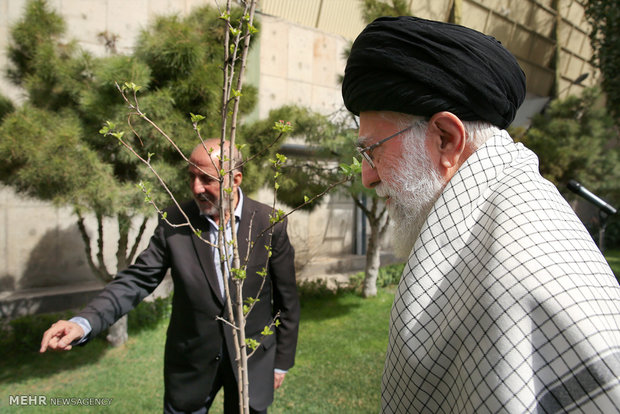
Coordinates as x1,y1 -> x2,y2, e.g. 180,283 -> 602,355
69,316 -> 92,345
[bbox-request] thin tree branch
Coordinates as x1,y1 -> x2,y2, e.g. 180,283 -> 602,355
127,216 -> 149,264
95,212 -> 112,281
216,315 -> 241,330
352,194 -> 372,217
76,210 -> 107,282
254,176 -> 351,243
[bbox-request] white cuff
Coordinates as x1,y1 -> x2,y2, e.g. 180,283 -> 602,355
69,316 -> 92,345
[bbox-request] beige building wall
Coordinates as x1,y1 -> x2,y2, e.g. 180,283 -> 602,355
255,15 -> 348,119
260,0 -> 597,100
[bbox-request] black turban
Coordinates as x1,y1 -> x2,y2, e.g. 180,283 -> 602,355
342,16 -> 526,129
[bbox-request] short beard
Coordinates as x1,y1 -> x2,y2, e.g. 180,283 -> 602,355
377,123 -> 446,259
195,192 -> 232,218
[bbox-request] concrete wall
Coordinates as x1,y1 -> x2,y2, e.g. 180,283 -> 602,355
255,15 -> 348,119
0,184 -> 163,317
0,186 -> 93,292
261,0 -> 598,100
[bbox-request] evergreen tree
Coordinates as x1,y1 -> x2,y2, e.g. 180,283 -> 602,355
515,87 -> 620,247
584,0 -> 620,124
242,105 -> 390,297
0,94 -> 15,121
517,87 -> 620,200
0,0 -> 257,344
362,0 -> 411,22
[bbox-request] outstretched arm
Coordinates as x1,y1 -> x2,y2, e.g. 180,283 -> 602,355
40,320 -> 85,352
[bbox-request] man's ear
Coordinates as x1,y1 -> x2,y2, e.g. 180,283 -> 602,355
233,171 -> 243,188
427,111 -> 466,172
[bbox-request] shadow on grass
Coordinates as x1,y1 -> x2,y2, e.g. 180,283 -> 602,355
0,288 -> 374,385
0,296 -> 172,385
0,336 -> 109,385
299,291 -> 363,321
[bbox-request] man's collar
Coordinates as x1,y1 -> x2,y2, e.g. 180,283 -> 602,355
234,188 -> 244,220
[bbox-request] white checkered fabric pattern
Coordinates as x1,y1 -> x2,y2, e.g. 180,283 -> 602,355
382,130 -> 620,413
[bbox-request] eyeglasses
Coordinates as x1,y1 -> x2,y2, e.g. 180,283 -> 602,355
356,124 -> 415,169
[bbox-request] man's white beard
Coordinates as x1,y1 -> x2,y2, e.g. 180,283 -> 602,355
377,125 -> 446,259
196,192 -> 232,218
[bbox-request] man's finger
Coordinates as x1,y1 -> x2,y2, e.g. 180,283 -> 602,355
40,321 -> 83,353
40,325 -> 62,353
56,328 -> 82,349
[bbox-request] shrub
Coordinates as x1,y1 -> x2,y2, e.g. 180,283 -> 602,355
0,294 -> 173,356
128,295 -> 173,333
0,310 -> 72,355
349,262 -> 405,293
297,278 -> 353,299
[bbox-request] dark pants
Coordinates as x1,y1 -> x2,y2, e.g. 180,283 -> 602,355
164,345 -> 267,414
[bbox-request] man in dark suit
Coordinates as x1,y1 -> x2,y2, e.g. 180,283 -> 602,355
40,139 -> 300,414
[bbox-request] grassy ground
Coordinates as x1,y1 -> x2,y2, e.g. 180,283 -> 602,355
2,250 -> 619,413
0,288 -> 394,413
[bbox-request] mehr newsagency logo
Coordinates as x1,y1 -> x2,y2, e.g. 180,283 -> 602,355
8,395 -> 113,406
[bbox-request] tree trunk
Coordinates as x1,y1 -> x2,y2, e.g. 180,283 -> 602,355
362,207 -> 381,298
106,314 -> 128,347
102,214 -> 131,347
362,241 -> 381,298
359,197 -> 390,298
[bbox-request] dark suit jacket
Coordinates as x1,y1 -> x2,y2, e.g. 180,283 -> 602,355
78,197 -> 299,411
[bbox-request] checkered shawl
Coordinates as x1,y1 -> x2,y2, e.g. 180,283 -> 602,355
382,130 -> 620,413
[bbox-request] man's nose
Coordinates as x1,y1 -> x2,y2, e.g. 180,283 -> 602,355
191,178 -> 204,194
361,160 -> 380,188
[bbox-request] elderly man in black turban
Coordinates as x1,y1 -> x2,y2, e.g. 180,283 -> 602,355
343,16 -> 620,413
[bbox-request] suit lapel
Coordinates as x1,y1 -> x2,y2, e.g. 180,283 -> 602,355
186,202 -> 225,306
226,200 -> 254,304
187,198 -> 256,307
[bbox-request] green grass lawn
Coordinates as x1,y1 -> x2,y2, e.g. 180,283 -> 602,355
0,288 -> 394,413
2,250 -> 618,413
